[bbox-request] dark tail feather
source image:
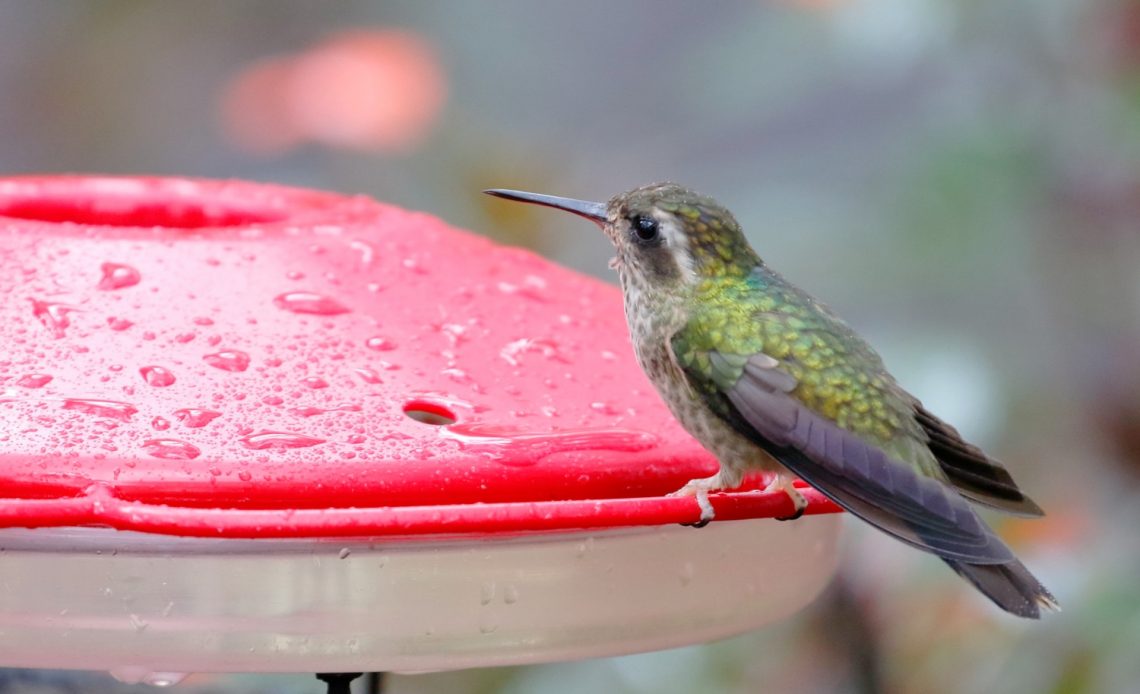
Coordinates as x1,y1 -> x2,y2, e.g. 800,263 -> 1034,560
943,558 -> 1060,619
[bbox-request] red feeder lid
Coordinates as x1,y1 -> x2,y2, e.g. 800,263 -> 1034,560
0,176 -> 839,538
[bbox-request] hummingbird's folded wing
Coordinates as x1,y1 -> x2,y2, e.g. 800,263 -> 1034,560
694,350 -> 1016,565
912,403 -> 1045,517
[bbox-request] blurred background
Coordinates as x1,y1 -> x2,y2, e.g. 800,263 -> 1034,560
1,1 -> 1138,692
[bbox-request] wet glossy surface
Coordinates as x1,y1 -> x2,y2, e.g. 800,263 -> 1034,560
0,176 -> 841,537
0,176 -> 842,674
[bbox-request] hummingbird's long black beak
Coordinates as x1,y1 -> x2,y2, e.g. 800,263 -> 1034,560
484,189 -> 607,226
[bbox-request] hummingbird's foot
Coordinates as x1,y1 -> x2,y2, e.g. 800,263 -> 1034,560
669,472 -> 726,527
684,490 -> 715,527
764,474 -> 808,521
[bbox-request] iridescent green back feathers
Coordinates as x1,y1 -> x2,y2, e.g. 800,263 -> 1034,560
674,264 -> 938,474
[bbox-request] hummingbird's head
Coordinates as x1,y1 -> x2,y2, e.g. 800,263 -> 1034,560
484,183 -> 758,291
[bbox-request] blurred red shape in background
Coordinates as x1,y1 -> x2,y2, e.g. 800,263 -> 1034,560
220,29 -> 447,155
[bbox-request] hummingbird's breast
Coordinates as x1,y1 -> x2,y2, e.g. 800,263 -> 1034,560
618,272 -> 681,359
618,271 -> 781,480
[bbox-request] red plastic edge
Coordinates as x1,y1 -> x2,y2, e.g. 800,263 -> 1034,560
0,483 -> 840,539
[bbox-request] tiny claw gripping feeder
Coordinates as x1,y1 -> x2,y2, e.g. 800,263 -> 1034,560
0,176 -> 842,683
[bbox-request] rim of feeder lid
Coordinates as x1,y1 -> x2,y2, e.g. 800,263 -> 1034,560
0,175 -> 842,675
0,175 -> 840,538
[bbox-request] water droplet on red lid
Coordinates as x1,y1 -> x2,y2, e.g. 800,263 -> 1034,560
139,365 -> 176,387
143,438 -> 200,460
16,374 -> 52,388
62,398 -> 137,421
31,299 -> 80,338
97,262 -> 141,290
203,349 -> 251,372
442,424 -> 658,467
354,367 -> 382,384
239,430 -> 326,450
173,408 -> 222,428
365,336 -> 396,351
272,292 -> 350,315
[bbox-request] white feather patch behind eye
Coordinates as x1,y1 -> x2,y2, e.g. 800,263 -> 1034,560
654,212 -> 698,284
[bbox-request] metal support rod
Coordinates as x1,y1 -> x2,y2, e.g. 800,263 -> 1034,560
316,672 -> 363,694
366,672 -> 386,693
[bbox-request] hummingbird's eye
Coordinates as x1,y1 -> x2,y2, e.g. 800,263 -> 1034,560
632,215 -> 660,242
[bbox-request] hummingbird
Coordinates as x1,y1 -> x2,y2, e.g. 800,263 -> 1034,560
485,183 -> 1059,619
